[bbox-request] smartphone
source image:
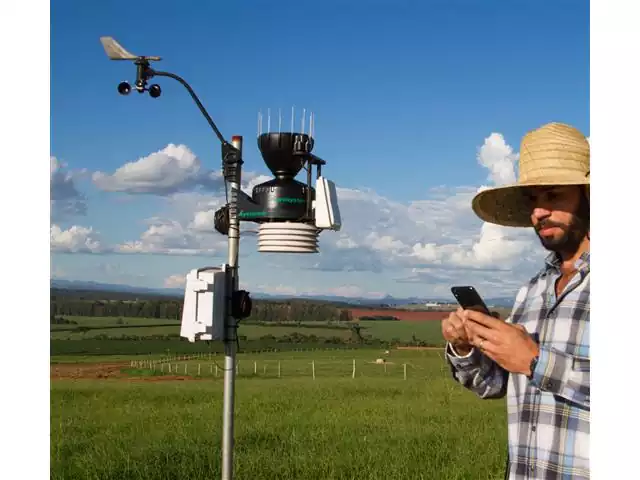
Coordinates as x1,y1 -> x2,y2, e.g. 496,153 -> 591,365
450,286 -> 491,315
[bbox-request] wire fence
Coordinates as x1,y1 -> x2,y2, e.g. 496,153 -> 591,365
128,351 -> 449,381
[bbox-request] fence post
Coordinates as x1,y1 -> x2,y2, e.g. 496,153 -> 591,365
352,359 -> 356,379
312,360 -> 316,380
198,364 -> 201,376
278,361 -> 281,378
254,361 -> 257,376
403,363 -> 407,380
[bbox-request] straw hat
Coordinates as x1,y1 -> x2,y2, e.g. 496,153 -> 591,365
471,122 -> 590,228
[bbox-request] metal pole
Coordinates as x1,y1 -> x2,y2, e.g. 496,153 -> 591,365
102,51 -> 243,479
221,135 -> 242,480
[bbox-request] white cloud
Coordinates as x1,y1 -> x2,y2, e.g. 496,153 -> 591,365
259,131 -> 540,286
50,156 -> 87,219
50,224 -> 104,253
59,130 -> 550,298
92,144 -> 273,197
190,210 -> 217,232
164,274 -> 186,289
476,133 -> 518,185
109,170 -> 278,254
449,222 -> 532,268
92,144 -> 224,195
115,218 -> 228,256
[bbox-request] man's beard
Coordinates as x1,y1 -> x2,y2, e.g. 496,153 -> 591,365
534,199 -> 589,254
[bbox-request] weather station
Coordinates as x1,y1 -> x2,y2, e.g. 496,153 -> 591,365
99,37 -> 342,480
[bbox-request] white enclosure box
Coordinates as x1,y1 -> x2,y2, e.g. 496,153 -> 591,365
314,176 -> 342,231
180,266 -> 227,342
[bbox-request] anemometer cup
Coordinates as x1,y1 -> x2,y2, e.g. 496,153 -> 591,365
117,81 -> 132,95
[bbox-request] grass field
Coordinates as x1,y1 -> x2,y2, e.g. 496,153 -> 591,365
50,316 -> 447,345
124,348 -> 446,379
50,316 -> 180,328
50,349 -> 508,479
360,320 -> 443,343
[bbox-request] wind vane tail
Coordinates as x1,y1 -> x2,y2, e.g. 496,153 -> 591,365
99,36 -> 162,62
100,36 -> 138,60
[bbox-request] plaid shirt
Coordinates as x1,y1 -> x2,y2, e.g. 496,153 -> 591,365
446,251 -> 590,479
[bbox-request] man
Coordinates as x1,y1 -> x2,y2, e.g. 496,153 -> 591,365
443,122 -> 590,479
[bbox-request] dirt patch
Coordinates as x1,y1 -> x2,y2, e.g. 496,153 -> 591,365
349,309 -> 451,321
50,362 -> 202,382
349,307 -> 512,321
50,362 -> 128,379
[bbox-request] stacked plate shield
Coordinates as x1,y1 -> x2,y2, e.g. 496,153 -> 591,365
258,222 -> 319,253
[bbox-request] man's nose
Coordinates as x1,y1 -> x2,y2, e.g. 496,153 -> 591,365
532,206 -> 551,221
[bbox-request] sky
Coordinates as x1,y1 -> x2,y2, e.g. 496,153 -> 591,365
50,0 -> 590,300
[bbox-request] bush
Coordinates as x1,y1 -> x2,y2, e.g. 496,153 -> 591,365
50,316 -> 78,325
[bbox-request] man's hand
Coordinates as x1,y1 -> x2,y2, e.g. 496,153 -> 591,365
462,309 -> 539,376
442,308 -> 474,355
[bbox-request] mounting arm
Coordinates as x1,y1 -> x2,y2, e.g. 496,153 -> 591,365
135,60 -> 227,146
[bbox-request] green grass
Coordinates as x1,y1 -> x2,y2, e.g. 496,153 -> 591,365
238,324 -> 353,340
50,317 -> 354,340
358,320 -> 444,344
51,350 -> 508,479
50,354 -> 160,364
119,368 -> 167,377
51,316 -> 180,327
50,338 -> 358,356
50,326 -> 180,340
136,349 -> 443,380
50,316 -> 445,343
49,315 -> 447,358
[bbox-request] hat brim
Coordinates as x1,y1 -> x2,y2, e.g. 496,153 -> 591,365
471,180 -> 589,228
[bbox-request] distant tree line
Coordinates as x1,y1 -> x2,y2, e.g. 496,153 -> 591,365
358,315 -> 399,321
247,300 -> 352,323
50,298 -> 184,320
50,291 -> 354,324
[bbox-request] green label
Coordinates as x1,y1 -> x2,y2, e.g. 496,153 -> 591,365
277,197 -> 306,204
238,211 -> 267,218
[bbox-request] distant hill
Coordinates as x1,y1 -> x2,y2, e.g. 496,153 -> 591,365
51,279 -> 183,299
50,279 -> 515,308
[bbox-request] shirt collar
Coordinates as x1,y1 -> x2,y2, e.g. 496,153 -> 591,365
542,250 -> 590,274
